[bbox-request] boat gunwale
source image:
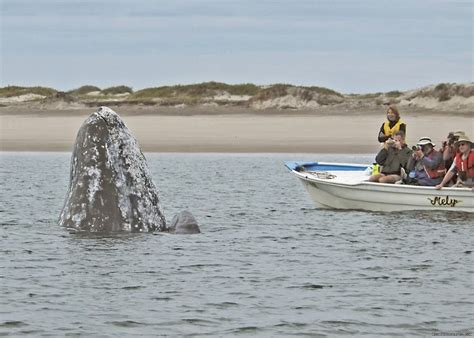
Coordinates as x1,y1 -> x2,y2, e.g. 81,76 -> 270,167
291,170 -> 473,194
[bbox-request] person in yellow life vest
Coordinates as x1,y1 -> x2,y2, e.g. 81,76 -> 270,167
378,104 -> 406,143
436,135 -> 474,190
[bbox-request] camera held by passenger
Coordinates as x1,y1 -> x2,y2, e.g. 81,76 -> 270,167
412,145 -> 421,152
442,132 -> 456,148
386,138 -> 396,147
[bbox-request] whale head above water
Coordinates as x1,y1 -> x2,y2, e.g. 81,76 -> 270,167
168,210 -> 201,234
58,106 -> 166,232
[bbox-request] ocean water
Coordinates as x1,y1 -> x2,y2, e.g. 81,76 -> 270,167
0,152 -> 472,337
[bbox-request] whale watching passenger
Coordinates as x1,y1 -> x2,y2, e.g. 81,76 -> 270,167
369,131 -> 412,184
406,137 -> 445,186
377,104 -> 406,143
436,135 -> 474,189
440,131 -> 465,168
439,130 -> 466,185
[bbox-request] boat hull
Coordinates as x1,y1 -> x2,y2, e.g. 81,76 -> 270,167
286,161 -> 474,212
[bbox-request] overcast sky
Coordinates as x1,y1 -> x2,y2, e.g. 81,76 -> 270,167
1,0 -> 472,93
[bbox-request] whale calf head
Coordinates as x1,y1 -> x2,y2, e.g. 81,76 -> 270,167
168,211 -> 201,234
59,107 -> 166,232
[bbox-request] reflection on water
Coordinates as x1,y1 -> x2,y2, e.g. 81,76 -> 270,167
0,152 -> 472,336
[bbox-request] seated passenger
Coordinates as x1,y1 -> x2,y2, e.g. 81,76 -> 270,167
436,135 -> 474,189
406,137 -> 445,186
377,104 -> 407,143
369,131 -> 412,184
440,130 -> 465,168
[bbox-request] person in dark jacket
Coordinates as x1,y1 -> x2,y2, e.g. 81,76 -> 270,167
406,137 -> 445,186
377,104 -> 407,143
369,131 -> 412,183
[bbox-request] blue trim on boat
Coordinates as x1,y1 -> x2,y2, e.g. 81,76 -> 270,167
284,161 -> 368,172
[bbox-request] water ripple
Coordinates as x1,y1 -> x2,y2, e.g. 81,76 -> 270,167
1,153 -> 472,336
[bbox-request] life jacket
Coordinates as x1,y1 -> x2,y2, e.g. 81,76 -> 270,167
383,119 -> 404,137
454,150 -> 474,179
423,150 -> 446,179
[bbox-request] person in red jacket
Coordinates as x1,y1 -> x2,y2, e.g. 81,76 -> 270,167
436,135 -> 474,189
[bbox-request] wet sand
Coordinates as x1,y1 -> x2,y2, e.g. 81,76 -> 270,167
0,110 -> 470,153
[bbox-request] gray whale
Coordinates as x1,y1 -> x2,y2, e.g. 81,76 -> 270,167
59,107 -> 166,232
168,211 -> 201,234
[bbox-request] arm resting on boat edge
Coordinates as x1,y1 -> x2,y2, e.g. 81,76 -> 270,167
435,170 -> 455,190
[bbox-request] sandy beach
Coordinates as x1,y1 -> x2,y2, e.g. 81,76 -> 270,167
0,109 -> 471,153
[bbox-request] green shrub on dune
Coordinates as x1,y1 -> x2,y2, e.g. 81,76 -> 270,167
68,85 -> 101,96
386,91 -> 403,98
131,86 -> 177,100
0,82 -> 470,109
101,86 -> 133,95
253,84 -> 292,100
132,82 -> 259,100
0,86 -> 57,97
307,86 -> 343,97
253,84 -> 342,102
199,82 -> 259,96
421,83 -> 474,102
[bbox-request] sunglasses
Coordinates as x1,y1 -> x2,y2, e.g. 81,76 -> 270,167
458,142 -> 468,146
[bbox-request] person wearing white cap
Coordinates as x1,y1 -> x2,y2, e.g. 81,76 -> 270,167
436,135 -> 474,189
406,137 -> 445,186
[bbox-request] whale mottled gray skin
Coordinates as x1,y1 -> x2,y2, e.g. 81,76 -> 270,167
168,211 -> 201,234
59,107 -> 166,232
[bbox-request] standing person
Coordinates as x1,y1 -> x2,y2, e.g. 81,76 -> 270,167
377,104 -> 407,143
436,135 -> 474,189
369,131 -> 412,183
406,137 -> 445,186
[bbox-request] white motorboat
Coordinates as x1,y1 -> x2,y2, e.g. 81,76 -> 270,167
284,161 -> 474,212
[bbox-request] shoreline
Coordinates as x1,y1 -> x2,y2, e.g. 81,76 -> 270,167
1,104 -> 472,117
0,109 -> 470,153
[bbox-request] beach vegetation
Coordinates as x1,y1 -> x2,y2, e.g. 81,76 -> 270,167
0,86 -> 57,97
101,86 -> 133,95
434,83 -> 448,91
132,82 -> 259,101
352,92 -> 383,99
68,85 -> 101,96
386,91 -> 403,98
252,84 -> 292,101
307,86 -> 343,97
251,84 -> 343,105
434,83 -> 450,101
455,84 -> 474,97
1,81 -> 471,111
417,83 -> 474,102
